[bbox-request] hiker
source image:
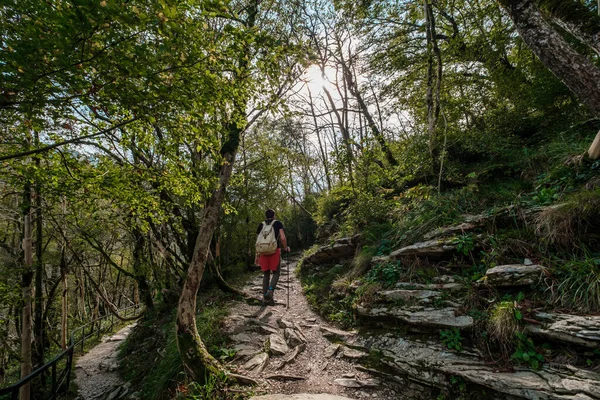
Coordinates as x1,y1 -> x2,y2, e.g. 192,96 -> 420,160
255,209 -> 290,305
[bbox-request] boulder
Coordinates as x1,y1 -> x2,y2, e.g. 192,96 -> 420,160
356,305 -> 473,330
527,313 -> 600,348
269,334 -> 290,356
483,264 -> 545,287
303,235 -> 360,266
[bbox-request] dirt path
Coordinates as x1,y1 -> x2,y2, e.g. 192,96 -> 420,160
225,261 -> 400,399
74,324 -> 136,400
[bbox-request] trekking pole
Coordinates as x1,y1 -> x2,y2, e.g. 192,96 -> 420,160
285,249 -> 290,310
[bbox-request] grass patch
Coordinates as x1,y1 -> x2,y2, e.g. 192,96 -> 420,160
300,263 -> 356,328
549,254 -> 600,313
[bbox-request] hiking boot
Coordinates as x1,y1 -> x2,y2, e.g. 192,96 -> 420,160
264,289 -> 275,306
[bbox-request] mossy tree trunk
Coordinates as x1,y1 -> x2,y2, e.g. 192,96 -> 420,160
175,126 -> 240,381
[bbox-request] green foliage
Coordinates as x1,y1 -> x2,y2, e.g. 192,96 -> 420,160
452,234 -> 475,256
440,328 -> 463,351
301,263 -> 355,328
511,332 -> 545,370
532,187 -> 560,206
366,261 -> 402,288
315,186 -> 355,225
210,347 -> 237,362
376,239 -> 393,256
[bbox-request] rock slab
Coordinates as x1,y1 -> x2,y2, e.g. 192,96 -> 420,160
483,264 -> 545,286
251,395 -> 354,400
303,235 -> 360,266
356,305 -> 473,330
389,238 -> 457,259
527,312 -> 600,348
353,333 -> 600,400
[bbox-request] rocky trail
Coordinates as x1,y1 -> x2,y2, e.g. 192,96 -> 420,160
224,260 -> 400,400
74,324 -> 137,400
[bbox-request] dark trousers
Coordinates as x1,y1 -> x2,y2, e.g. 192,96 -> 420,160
262,259 -> 281,297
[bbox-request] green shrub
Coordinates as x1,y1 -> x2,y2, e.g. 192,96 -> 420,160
511,332 -> 545,370
440,328 -> 463,351
366,261 -> 402,288
315,185 -> 354,224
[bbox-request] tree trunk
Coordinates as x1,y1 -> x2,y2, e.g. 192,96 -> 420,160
60,246 -> 68,349
424,0 -> 443,163
176,130 -> 239,381
339,52 -> 398,167
132,227 -> 154,309
33,148 -> 44,368
175,0 -> 258,382
20,187 -> 33,400
536,0 -> 600,56
498,0 -> 600,115
307,87 -> 332,190
498,0 -> 600,159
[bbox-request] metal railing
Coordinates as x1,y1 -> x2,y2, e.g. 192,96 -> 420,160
0,304 -> 143,400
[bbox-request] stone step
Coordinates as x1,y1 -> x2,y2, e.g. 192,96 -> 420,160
353,334 -> 600,400
356,304 -> 473,330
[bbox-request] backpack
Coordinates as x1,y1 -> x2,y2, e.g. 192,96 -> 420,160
255,220 -> 279,255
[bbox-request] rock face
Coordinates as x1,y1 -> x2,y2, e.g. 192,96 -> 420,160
483,264 -> 545,287
302,235 -> 361,266
388,238 -> 458,259
356,305 -> 473,330
380,289 -> 441,304
353,333 -> 600,400
527,313 -> 600,348
423,221 -> 480,240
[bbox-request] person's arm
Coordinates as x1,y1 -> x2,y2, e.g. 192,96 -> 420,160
255,222 -> 263,265
279,229 -> 290,252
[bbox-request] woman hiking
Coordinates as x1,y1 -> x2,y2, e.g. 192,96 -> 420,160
254,209 -> 290,305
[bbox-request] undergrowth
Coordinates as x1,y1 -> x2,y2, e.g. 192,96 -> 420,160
119,268 -> 255,400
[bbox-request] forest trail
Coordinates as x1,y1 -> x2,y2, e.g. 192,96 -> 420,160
224,260 -> 400,400
74,324 -> 136,400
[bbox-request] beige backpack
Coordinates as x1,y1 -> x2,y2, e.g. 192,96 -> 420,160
255,220 -> 278,255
